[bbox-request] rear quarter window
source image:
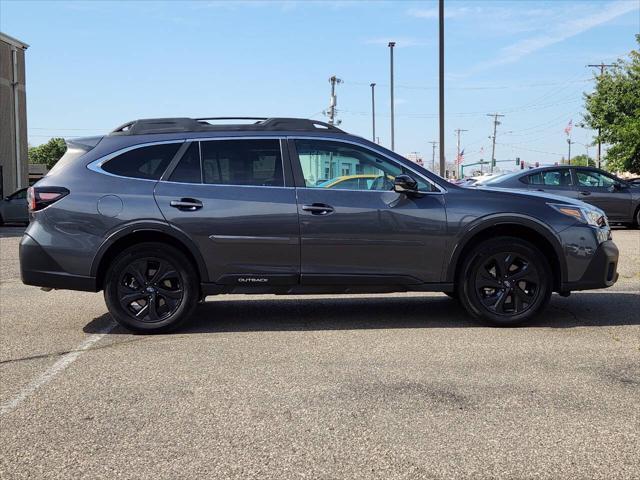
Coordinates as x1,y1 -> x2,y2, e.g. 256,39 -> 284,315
102,143 -> 181,180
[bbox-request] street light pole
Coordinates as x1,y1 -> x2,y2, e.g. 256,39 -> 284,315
567,138 -> 575,165
370,83 -> 376,143
388,42 -> 396,151
438,0 -> 445,176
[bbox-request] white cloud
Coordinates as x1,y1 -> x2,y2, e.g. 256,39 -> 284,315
406,6 -> 473,20
482,0 -> 639,69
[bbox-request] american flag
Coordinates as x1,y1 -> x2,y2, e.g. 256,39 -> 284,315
564,119 -> 573,136
456,149 -> 465,164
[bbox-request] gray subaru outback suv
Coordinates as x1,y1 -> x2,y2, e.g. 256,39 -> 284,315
20,117 -> 619,332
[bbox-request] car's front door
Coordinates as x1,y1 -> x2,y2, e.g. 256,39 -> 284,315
289,138 -> 447,285
572,168 -> 632,221
154,138 -> 300,286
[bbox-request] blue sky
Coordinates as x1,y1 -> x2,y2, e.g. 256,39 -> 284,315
2,0 -> 639,170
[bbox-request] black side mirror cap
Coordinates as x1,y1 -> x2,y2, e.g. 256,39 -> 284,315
394,174 -> 419,194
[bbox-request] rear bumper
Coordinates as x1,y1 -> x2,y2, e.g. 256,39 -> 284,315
561,239 -> 619,292
20,234 -> 97,292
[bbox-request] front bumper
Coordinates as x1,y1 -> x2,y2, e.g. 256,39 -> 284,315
562,239 -> 619,292
20,233 -> 97,292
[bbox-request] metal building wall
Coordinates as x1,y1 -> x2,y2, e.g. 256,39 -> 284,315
0,35 -> 28,198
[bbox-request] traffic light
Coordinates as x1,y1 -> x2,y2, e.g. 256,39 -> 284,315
520,161 -> 525,169
516,157 -> 520,165
535,162 -> 540,168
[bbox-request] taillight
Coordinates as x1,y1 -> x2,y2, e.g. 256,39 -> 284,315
27,186 -> 69,212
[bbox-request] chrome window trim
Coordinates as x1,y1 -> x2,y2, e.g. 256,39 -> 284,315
156,180 -> 294,189
288,135 -> 447,194
87,139 -> 186,182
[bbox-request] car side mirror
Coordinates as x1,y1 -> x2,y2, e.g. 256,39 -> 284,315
610,183 -> 624,192
394,174 -> 419,195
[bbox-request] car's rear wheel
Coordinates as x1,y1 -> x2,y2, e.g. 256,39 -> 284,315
104,242 -> 198,333
458,237 -> 552,326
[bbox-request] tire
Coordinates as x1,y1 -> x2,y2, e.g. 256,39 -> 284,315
104,242 -> 199,333
633,207 -> 640,229
458,236 -> 552,327
0,215 -> 4,226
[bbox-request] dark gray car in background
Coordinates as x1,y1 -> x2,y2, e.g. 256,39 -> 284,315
20,118 -> 619,333
0,187 -> 29,225
477,165 -> 640,227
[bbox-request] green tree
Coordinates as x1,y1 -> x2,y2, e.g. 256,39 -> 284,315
569,154 -> 596,167
583,35 -> 640,174
28,138 -> 67,170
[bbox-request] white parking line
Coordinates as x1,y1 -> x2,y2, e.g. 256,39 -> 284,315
0,322 -> 116,416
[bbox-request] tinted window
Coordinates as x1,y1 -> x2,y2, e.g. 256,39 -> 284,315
103,143 -> 180,180
295,140 -> 436,192
525,169 -> 571,186
201,140 -> 283,187
169,143 -> 201,183
576,170 -> 616,188
10,189 -> 27,200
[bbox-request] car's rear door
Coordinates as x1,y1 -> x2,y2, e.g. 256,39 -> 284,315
572,168 -> 632,221
154,137 -> 300,286
289,137 -> 447,285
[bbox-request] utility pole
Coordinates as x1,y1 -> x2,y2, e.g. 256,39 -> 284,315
370,83 -> 376,142
428,141 -> 438,173
567,138 -> 575,165
438,0 -> 445,176
587,63 -> 613,169
326,75 -> 343,126
388,42 -> 396,150
454,128 -> 468,179
487,113 -> 504,173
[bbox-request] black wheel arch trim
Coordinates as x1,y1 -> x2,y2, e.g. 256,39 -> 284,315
445,213 -> 567,286
90,220 -> 209,283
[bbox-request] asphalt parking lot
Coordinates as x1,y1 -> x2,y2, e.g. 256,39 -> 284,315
0,227 -> 638,479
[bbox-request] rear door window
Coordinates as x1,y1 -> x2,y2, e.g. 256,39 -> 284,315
168,143 -> 201,183
524,169 -> 572,186
102,143 -> 181,180
201,139 -> 284,187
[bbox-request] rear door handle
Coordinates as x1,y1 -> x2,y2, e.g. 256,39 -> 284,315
170,198 -> 203,211
580,191 -> 591,196
302,203 -> 334,215
536,188 -> 545,192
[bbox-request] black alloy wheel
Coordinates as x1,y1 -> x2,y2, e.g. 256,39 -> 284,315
105,242 -> 199,333
474,252 -> 539,316
459,237 -> 552,326
118,258 -> 184,322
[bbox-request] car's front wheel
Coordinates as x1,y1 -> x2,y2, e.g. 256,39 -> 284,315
104,242 -> 199,333
458,237 -> 552,326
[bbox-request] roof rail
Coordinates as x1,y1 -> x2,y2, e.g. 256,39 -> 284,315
109,117 -> 345,136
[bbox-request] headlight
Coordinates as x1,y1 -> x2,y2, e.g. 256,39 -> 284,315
548,203 -> 608,227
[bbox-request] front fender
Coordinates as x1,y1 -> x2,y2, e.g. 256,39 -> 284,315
444,213 -> 567,285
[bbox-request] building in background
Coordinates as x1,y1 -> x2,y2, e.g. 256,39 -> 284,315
0,32 -> 29,198
405,152 -> 424,167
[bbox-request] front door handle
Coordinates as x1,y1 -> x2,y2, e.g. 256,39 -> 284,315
170,198 -> 203,211
302,203 -> 334,215
580,191 -> 591,196
536,188 -> 545,192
